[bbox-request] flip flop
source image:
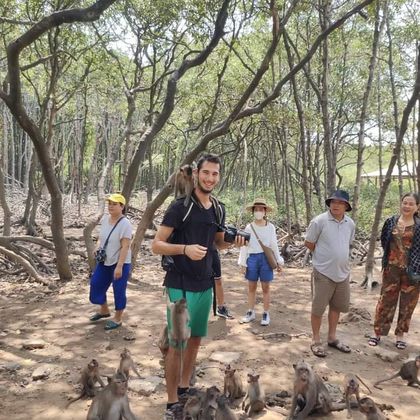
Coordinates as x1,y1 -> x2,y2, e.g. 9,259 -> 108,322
328,340 -> 351,353
368,336 -> 380,346
395,340 -> 407,350
104,320 -> 122,331
89,313 -> 111,321
310,342 -> 326,358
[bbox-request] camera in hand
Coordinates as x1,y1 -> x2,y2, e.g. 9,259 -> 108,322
223,225 -> 251,243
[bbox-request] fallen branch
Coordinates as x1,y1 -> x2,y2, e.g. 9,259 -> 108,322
0,246 -> 49,285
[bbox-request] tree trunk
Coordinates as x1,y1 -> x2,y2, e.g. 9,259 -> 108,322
319,0 -> 335,194
362,45 -> 420,289
352,1 -> 386,223
284,32 -> 312,224
0,165 -> 11,236
0,0 -> 118,281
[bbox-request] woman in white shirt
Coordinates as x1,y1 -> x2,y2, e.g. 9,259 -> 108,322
238,198 -> 283,326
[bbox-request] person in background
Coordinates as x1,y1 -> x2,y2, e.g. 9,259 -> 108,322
89,193 -> 132,331
304,190 -> 355,357
239,198 -> 283,326
213,248 -> 234,319
368,192 -> 420,350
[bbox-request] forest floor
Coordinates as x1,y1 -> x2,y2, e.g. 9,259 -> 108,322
0,234 -> 419,420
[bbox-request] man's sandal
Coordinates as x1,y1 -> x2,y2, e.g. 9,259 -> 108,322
327,340 -> 351,353
89,313 -> 111,322
395,340 -> 407,350
368,336 -> 380,347
310,342 -> 326,358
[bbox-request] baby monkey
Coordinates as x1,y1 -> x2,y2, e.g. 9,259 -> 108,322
359,397 -> 386,420
343,374 -> 363,419
174,164 -> 194,207
66,359 -> 105,408
117,348 -> 142,380
374,355 -> 420,389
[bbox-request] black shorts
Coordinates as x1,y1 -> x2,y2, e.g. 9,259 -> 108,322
212,250 -> 221,279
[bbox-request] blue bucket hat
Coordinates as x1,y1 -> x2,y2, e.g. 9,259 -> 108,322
325,190 -> 352,212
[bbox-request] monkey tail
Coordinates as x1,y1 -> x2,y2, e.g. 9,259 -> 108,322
373,372 -> 399,389
65,393 -> 83,409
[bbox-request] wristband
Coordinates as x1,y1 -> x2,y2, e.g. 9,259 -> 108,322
183,245 -> 187,255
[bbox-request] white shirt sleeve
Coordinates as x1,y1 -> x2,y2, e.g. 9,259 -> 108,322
238,224 -> 251,266
269,223 -> 284,265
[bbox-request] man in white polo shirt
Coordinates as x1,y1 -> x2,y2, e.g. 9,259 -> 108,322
305,190 -> 355,357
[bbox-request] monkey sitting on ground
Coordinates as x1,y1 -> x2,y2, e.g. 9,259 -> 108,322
173,164 -> 194,207
224,364 -> 244,401
216,394 -> 238,420
289,361 -> 332,420
66,359 -> 105,408
201,386 -> 221,420
183,393 -> 203,420
117,348 -> 142,380
242,373 -> 265,416
374,355 -> 420,389
359,397 -> 386,420
87,372 -> 138,420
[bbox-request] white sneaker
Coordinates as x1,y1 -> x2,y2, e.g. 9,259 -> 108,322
241,310 -> 256,323
261,312 -> 270,326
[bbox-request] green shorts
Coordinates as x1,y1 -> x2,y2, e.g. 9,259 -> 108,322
166,287 -> 213,347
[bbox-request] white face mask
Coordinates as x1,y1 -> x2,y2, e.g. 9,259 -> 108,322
254,211 -> 265,220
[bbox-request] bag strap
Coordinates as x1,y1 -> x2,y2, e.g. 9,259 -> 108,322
178,194 -> 223,230
102,216 -> 124,251
250,223 -> 265,247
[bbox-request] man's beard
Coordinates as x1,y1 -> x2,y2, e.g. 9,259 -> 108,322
197,180 -> 213,194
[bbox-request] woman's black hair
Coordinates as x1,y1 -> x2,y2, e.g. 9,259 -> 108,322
401,192 -> 420,205
121,204 -> 126,215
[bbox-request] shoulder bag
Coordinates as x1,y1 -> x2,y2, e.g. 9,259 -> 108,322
95,216 -> 124,264
250,223 -> 278,270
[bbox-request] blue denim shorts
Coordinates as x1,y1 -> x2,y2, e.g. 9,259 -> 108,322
246,253 -> 274,282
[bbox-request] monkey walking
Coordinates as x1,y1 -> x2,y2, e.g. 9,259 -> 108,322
66,359 -> 105,408
359,397 -> 386,420
117,348 -> 142,380
86,372 -> 139,420
223,364 -> 244,401
174,164 -> 194,207
374,355 -> 420,390
289,361 -> 333,420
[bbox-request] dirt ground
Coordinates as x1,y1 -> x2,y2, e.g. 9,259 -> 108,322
0,242 -> 419,420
